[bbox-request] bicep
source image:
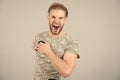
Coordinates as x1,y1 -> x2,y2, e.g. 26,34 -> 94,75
63,52 -> 78,69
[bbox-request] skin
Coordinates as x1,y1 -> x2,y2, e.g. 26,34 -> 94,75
35,9 -> 78,78
48,9 -> 67,37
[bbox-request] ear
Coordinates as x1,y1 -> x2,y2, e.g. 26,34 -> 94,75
47,15 -> 50,19
64,17 -> 67,24
47,15 -> 50,22
47,16 -> 49,20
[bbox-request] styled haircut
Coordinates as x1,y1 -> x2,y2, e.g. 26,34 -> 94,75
48,2 -> 68,17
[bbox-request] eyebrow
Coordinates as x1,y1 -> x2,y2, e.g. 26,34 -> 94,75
51,15 -> 64,18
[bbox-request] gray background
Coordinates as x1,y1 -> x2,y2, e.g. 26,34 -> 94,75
0,0 -> 120,80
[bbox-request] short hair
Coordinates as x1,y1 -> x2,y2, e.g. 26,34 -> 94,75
48,2 -> 68,17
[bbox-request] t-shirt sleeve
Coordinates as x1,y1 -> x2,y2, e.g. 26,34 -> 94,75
65,40 -> 80,59
32,34 -> 42,50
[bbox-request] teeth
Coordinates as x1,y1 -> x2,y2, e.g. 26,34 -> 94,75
54,26 -> 59,28
54,26 -> 59,30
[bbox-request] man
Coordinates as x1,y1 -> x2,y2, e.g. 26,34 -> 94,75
33,2 -> 80,80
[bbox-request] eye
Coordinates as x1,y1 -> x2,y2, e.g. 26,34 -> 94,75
51,16 -> 55,19
59,17 -> 63,20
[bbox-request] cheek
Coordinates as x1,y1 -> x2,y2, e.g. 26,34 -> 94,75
60,21 -> 65,25
48,20 -> 52,25
49,19 -> 54,24
62,19 -> 66,23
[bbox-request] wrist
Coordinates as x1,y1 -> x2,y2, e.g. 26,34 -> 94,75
46,50 -> 54,57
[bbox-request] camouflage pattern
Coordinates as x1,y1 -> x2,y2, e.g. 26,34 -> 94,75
33,31 -> 80,80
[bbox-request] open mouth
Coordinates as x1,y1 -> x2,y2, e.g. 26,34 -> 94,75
53,26 -> 59,30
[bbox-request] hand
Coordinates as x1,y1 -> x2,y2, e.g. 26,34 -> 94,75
35,41 -> 52,55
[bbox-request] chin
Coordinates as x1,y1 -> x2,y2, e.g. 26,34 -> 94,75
52,32 -> 59,35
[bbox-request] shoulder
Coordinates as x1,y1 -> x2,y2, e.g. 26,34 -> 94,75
64,33 -> 79,45
63,33 -> 73,42
65,33 -> 79,43
36,31 -> 48,37
34,31 -> 49,42
35,31 -> 48,38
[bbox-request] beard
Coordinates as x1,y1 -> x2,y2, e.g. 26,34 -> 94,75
49,23 -> 64,35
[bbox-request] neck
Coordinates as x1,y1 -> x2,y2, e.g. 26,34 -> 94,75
48,31 -> 65,38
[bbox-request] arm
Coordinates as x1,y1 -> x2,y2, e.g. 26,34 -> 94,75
35,41 -> 78,78
46,51 -> 77,78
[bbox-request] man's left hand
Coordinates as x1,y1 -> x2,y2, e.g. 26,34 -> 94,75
35,41 -> 53,55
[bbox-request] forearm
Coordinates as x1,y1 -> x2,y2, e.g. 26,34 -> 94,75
35,41 -> 77,77
46,51 -> 71,78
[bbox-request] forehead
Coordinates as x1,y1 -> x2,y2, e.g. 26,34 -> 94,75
49,9 -> 66,17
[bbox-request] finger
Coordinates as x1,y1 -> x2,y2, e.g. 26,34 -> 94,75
36,44 -> 41,47
35,49 -> 38,51
34,46 -> 39,51
39,42 -> 44,45
38,40 -> 45,44
43,41 -> 49,44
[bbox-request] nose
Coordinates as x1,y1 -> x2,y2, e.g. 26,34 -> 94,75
54,18 -> 59,24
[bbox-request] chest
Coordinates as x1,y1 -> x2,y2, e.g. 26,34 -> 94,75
46,38 -> 69,58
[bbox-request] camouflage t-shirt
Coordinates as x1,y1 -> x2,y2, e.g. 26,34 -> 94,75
33,31 -> 80,80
